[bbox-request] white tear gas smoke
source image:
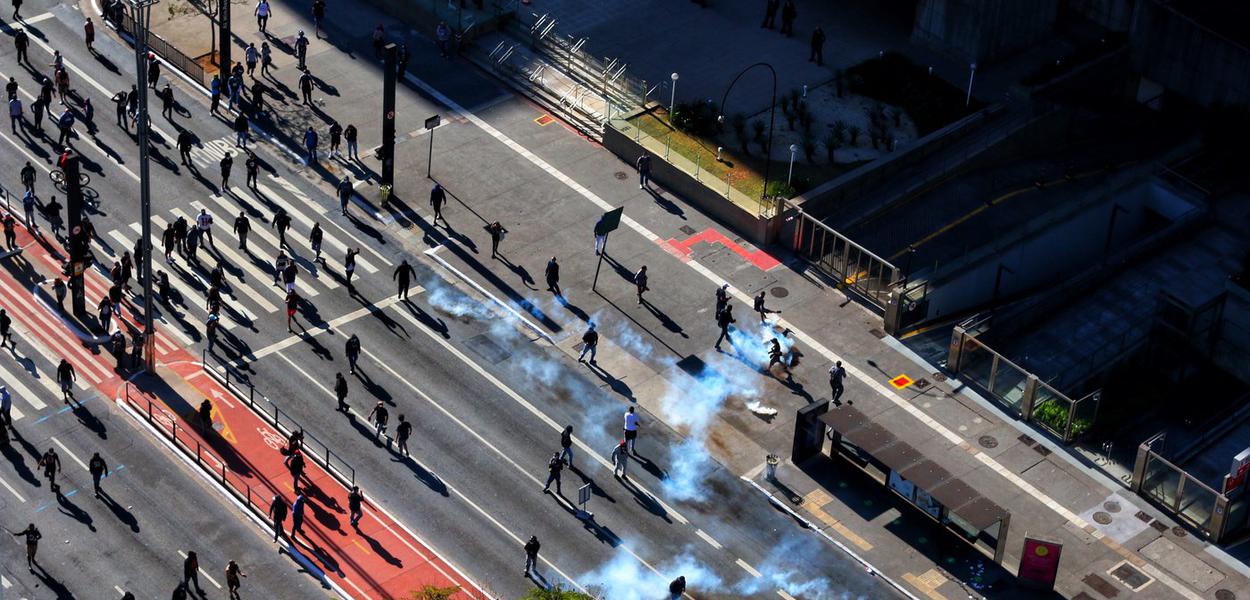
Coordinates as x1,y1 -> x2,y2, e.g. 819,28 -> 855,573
581,545 -> 723,600
735,534 -> 869,600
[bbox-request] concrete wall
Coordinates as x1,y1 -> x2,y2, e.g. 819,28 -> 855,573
1216,281 -> 1250,384
602,126 -> 775,245
1130,1 -> 1250,108
913,0 -> 1059,63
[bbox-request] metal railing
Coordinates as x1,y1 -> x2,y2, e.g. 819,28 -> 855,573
1132,439 -> 1245,542
782,205 -> 901,310
116,9 -> 206,85
121,381 -> 281,524
948,325 -> 1100,443
203,351 -> 356,485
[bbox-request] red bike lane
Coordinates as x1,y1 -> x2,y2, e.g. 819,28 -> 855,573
0,208 -> 486,599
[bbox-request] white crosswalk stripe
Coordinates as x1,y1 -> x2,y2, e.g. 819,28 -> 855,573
167,207 -> 278,315
101,230 -> 207,348
254,179 -> 381,273
264,174 -> 393,268
135,217 -> 238,331
2,321 -> 92,395
232,185 -> 346,288
193,197 -> 320,298
0,277 -> 108,383
203,194 -> 341,292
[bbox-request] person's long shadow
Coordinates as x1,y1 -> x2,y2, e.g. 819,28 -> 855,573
31,562 -> 74,599
631,453 -> 668,481
92,51 -> 120,74
99,489 -> 140,532
620,476 -> 672,523
641,299 -> 689,339
56,490 -> 97,532
494,254 -> 537,289
400,298 -> 448,339
1,440 -> 40,486
72,399 -> 108,439
573,470 -> 617,505
388,451 -> 448,496
645,188 -> 687,220
555,294 -> 590,322
585,361 -> 635,401
359,530 -> 403,567
357,368 -> 393,404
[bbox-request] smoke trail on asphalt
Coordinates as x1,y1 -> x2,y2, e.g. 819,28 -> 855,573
581,545 -> 723,600
735,534 -> 869,600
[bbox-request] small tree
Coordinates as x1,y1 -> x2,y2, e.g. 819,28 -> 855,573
522,584 -> 594,600
410,585 -> 460,600
731,114 -> 750,155
751,119 -> 768,155
847,124 -> 862,146
801,130 -> 817,163
823,131 -> 839,163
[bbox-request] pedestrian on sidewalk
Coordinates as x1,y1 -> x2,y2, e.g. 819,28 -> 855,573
250,80 -> 266,114
12,524 -> 40,571
541,451 -> 565,495
344,123 -> 359,159
310,222 -> 323,263
177,129 -> 193,166
345,247 -> 359,292
261,42 -> 273,76
220,152 -> 233,192
393,259 -> 415,300
245,152 -> 259,188
2,214 -> 14,250
578,324 -> 598,363
345,334 -> 360,374
312,0 -> 326,37
559,425 -> 574,467
545,256 -> 561,296
225,560 -> 246,599
669,576 -> 687,599
294,31 -> 310,70
810,25 -> 826,66
88,452 -> 107,498
371,24 -> 386,57
523,536 -> 540,578
205,312 -> 219,353
254,0 -> 271,33
624,406 -> 641,455
183,551 -> 202,593
337,175 -> 352,215
367,400 -> 388,441
272,209 -> 291,248
429,183 -> 447,223
197,208 -> 214,247
268,494 -> 288,541
487,221 -> 507,258
0,385 -> 11,429
348,485 -> 364,529
761,0 -> 778,28
38,447 -> 60,492
0,309 -> 12,349
234,112 -> 249,148
611,439 -> 628,479
715,304 -> 736,350
636,153 -> 652,189
57,359 -> 76,403
780,0 -> 796,36
299,70 -> 314,106
285,290 -> 299,331
328,121 -> 342,157
245,43 -> 258,77
829,360 -> 848,405
159,83 -> 174,120
198,399 -> 213,433
634,265 -> 649,305
334,372 -> 348,411
754,290 -> 769,322
303,126 -> 318,163
147,54 -> 160,89
396,414 -> 412,456
436,21 -> 452,58
290,492 -> 307,541
13,29 -> 28,64
209,75 -> 222,114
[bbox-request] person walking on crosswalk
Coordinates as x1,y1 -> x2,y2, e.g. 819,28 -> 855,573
232,212 -> 250,251
0,385 -> 12,429
0,308 -> 13,349
272,208 -> 291,248
286,290 -> 300,332
282,260 -> 298,294
162,222 -> 177,263
345,248 -> 359,292
273,251 -> 289,286
205,312 -> 219,353
310,222 -> 324,264
393,259 -> 415,300
196,209 -> 214,248
220,152 -> 233,192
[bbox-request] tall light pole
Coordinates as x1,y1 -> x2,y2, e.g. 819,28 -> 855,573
965,62 -> 976,107
787,144 -> 798,186
129,0 -> 159,373
717,62 -> 778,204
669,72 -> 679,115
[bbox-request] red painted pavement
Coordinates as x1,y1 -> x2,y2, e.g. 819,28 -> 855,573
664,227 -> 781,271
0,209 -> 484,599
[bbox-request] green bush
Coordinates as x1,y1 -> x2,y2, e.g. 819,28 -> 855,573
410,586 -> 461,600
520,584 -> 594,600
671,100 -> 719,137
1032,399 -> 1070,434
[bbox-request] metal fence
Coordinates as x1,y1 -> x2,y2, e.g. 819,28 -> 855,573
948,323 -> 1100,443
781,204 -> 901,310
1132,436 -> 1247,542
116,9 -> 206,85
203,351 -> 356,485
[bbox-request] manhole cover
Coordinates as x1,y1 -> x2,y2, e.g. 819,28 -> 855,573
914,378 -> 930,389
978,435 -> 998,448
614,171 -> 627,180
933,372 -> 947,382
1171,526 -> 1187,537
1092,512 -> 1113,525
1109,562 -> 1153,591
1103,501 -> 1121,513
1214,589 -> 1236,600
769,286 -> 789,298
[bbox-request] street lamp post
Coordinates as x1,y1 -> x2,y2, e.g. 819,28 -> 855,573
128,0 -> 159,373
717,63 -> 778,206
787,144 -> 798,186
669,72 -> 679,115
965,62 -> 977,107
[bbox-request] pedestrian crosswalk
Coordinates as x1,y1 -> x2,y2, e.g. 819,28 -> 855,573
91,174 -> 384,339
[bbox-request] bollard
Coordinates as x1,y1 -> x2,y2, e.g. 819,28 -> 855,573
766,454 -> 779,480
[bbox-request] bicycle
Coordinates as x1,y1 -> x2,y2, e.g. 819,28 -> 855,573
50,169 -> 90,189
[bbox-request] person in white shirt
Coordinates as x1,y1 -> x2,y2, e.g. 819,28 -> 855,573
196,208 -> 214,248
623,407 -> 640,455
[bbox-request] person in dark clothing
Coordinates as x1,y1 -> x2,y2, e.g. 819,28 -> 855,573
541,451 -> 565,495
715,283 -> 730,319
780,0 -> 796,36
298,69 -> 314,105
14,29 -> 29,64
245,152 -> 259,188
395,414 -> 412,456
344,123 -> 359,159
268,494 -> 288,541
347,486 -> 364,529
286,451 -> 305,488
345,334 -> 360,375
251,80 -> 266,114
810,25 -> 826,65
183,552 -> 202,593
636,153 -> 652,189
761,0 -> 779,28
559,425 -> 574,467
272,208 -> 291,248
312,0 -> 326,36
334,372 -> 348,411
198,399 -> 213,433
233,212 -> 250,250
754,290 -> 769,322
12,524 -> 41,571
57,359 -> 76,402
523,536 -> 541,578
177,129 -> 194,166
669,576 -> 687,599
0,309 -> 12,349
429,183 -> 446,223
159,84 -> 174,119
88,452 -> 108,497
578,324 -> 598,363
328,121 -> 342,157
545,257 -> 560,296
715,304 -> 736,350
219,152 -> 233,191
487,221 -> 507,258
393,260 -> 415,300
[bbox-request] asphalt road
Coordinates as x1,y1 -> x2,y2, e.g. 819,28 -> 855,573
0,1 -> 897,598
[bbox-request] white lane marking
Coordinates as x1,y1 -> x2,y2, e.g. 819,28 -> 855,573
695,528 -> 722,550
736,558 -> 761,578
176,550 -> 223,589
195,196 -> 320,298
389,305 -> 688,525
218,191 -> 341,291
0,359 -> 47,412
167,207 -> 277,314
0,276 -> 107,383
142,217 -> 237,331
425,245 -> 552,344
155,211 -> 282,311
1,315 -> 91,393
405,65 -> 1218,600
259,178 -> 384,272
49,436 -> 89,471
97,231 -> 181,353
777,591 -> 797,600
0,474 -> 27,502
237,295 -> 403,363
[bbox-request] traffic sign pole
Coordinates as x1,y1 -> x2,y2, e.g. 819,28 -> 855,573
425,114 -> 440,179
590,207 -> 624,292
381,43 -> 397,188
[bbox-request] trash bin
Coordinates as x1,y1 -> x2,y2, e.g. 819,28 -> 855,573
765,454 -> 779,481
